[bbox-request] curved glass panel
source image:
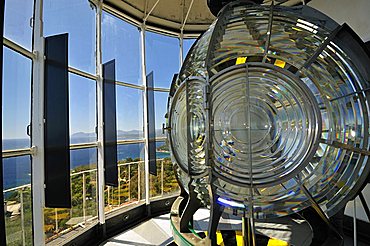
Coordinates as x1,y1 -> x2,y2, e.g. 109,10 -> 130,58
3,156 -> 33,245
146,32 -> 180,88
150,141 -> 178,199
105,143 -> 145,213
69,74 -> 97,144
183,39 -> 196,60
116,87 -> 144,140
102,12 -> 142,85
155,91 -> 169,138
44,0 -> 96,74
168,1 -> 370,219
2,47 -> 31,150
4,0 -> 34,50
44,148 -> 97,242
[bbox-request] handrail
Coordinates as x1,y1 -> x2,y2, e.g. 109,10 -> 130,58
3,157 -> 174,246
3,184 -> 31,193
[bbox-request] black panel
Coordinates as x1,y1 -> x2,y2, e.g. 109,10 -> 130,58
0,0 -> 6,244
44,34 -> 71,208
169,73 -> 178,97
333,24 -> 370,83
146,72 -> 157,175
366,41 -> 370,53
103,60 -> 118,186
344,215 -> 370,243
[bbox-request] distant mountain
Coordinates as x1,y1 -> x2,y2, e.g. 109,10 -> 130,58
71,132 -> 96,139
71,129 -> 165,140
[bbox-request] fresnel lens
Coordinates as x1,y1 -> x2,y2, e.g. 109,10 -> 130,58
166,0 -> 370,244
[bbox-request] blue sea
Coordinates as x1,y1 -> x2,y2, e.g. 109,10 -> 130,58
2,138 -> 170,190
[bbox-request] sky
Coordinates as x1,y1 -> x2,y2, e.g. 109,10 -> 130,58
2,0 -> 195,140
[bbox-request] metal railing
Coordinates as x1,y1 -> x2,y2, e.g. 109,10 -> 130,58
3,184 -> 31,246
3,158 -> 178,245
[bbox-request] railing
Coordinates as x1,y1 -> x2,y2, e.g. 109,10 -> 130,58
3,184 -> 32,246
3,157 -> 179,245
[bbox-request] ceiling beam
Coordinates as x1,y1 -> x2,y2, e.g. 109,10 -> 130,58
143,0 -> 161,22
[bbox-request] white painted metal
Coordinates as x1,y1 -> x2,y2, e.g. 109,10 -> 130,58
31,0 -> 46,244
179,31 -> 184,66
143,0 -> 161,22
20,188 -> 25,246
68,66 -> 97,81
180,0 -> 194,31
95,0 -> 106,225
116,80 -> 144,90
141,23 -> 150,205
102,3 -> 199,39
3,37 -> 34,59
2,148 -> 32,158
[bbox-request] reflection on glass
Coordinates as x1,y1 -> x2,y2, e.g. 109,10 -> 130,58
3,156 -> 32,245
69,73 -> 97,144
183,38 -> 196,60
146,31 -> 180,88
170,3 -> 370,220
4,0 -> 34,50
150,141 -> 178,199
102,12 -> 142,85
116,87 -> 144,140
44,148 -> 97,242
43,0 -> 96,74
2,47 -> 31,150
105,144 -> 145,213
154,91 -> 169,138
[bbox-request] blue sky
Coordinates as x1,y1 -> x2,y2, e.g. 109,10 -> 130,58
3,0 -> 195,140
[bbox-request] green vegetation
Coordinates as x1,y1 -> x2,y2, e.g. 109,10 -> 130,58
4,188 -> 33,246
4,157 -> 179,245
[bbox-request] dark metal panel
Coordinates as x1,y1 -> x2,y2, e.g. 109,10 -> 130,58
146,72 -> 157,175
333,24 -> 370,83
44,34 -> 71,208
103,60 -> 118,186
0,0 -> 7,243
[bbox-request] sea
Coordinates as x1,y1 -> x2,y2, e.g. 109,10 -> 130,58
2,138 -> 170,190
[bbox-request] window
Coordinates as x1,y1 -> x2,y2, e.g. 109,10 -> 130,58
69,74 -> 97,144
43,0 -> 96,74
4,0 -> 34,50
150,141 -> 178,198
3,156 -> 33,245
146,32 -> 180,88
2,47 -> 32,150
44,148 -> 98,242
154,91 -> 169,138
102,12 -> 142,85
105,143 -> 145,212
116,86 -> 144,141
183,38 -> 196,60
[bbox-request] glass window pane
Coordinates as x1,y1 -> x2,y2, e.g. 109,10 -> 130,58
105,143 -> 145,213
3,156 -> 33,245
43,0 -> 96,74
117,86 -> 144,140
146,32 -> 180,88
2,47 -> 31,150
154,91 -> 169,138
183,38 -> 196,59
102,12 -> 142,85
4,0 -> 34,50
44,148 -> 97,242
150,141 -> 178,199
69,74 -> 97,144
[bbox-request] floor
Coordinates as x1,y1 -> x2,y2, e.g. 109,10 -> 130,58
101,210 -> 367,246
